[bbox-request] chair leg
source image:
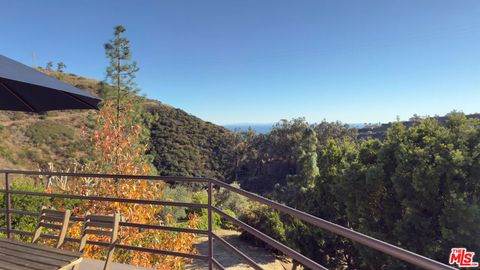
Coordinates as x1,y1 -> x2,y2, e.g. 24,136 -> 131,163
103,246 -> 115,270
104,214 -> 120,270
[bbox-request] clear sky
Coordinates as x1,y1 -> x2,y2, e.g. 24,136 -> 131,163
1,1 -> 479,125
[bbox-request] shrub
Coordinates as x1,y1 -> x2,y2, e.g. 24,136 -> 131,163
0,181 -> 49,233
188,190 -> 222,230
0,145 -> 10,158
25,120 -> 75,145
221,209 -> 238,230
186,184 -> 253,230
239,201 -> 286,247
161,184 -> 193,221
215,182 -> 248,216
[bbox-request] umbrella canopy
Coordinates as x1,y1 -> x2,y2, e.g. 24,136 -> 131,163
0,55 -> 101,112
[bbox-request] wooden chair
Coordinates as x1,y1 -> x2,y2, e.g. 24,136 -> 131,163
74,213 -> 120,270
32,207 -> 71,249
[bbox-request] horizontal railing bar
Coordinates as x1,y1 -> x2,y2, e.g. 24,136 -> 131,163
3,229 -> 208,261
212,233 -> 263,270
8,209 -> 38,216
0,170 -> 209,183
115,243 -> 208,261
6,209 -> 208,235
211,180 -> 455,270
121,222 -> 208,235
2,170 -> 455,269
213,207 -> 327,270
1,190 -> 207,208
7,209 -> 84,222
212,257 -> 225,270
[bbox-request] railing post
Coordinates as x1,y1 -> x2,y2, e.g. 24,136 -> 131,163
114,177 -> 119,197
208,179 -> 213,270
5,173 -> 11,238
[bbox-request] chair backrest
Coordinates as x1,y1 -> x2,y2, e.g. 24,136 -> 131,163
32,207 -> 71,248
79,213 -> 120,253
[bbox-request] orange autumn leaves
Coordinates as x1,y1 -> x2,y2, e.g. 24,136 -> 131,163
90,100 -> 149,176
65,101 -> 198,269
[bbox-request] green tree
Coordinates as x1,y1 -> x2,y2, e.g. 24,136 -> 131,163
313,120 -> 357,146
294,127 -> 320,189
336,114 -> 480,269
286,137 -> 360,269
45,61 -> 53,71
237,114 -> 480,269
280,126 -> 320,204
56,62 -> 66,72
104,25 -> 140,121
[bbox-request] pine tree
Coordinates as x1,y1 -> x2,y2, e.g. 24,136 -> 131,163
101,25 -> 150,172
104,25 -> 140,121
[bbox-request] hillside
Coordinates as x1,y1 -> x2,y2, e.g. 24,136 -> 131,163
0,70 -> 236,179
149,105 -> 235,180
0,69 -> 99,170
2,69 -> 476,181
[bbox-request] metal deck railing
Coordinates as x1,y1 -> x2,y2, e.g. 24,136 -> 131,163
0,170 -> 455,270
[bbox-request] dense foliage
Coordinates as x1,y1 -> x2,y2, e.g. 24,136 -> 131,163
0,182 -> 49,233
233,113 -> 480,269
149,106 -> 235,180
233,119 -> 357,193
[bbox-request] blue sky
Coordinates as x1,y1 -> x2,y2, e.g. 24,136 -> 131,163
1,1 -> 479,125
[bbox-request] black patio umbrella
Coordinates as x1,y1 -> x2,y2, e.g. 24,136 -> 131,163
0,54 -> 101,112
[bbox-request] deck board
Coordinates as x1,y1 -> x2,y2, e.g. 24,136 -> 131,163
0,238 -> 82,270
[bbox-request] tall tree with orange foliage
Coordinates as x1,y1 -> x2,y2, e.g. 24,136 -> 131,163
70,25 -> 198,269
101,25 -> 150,174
